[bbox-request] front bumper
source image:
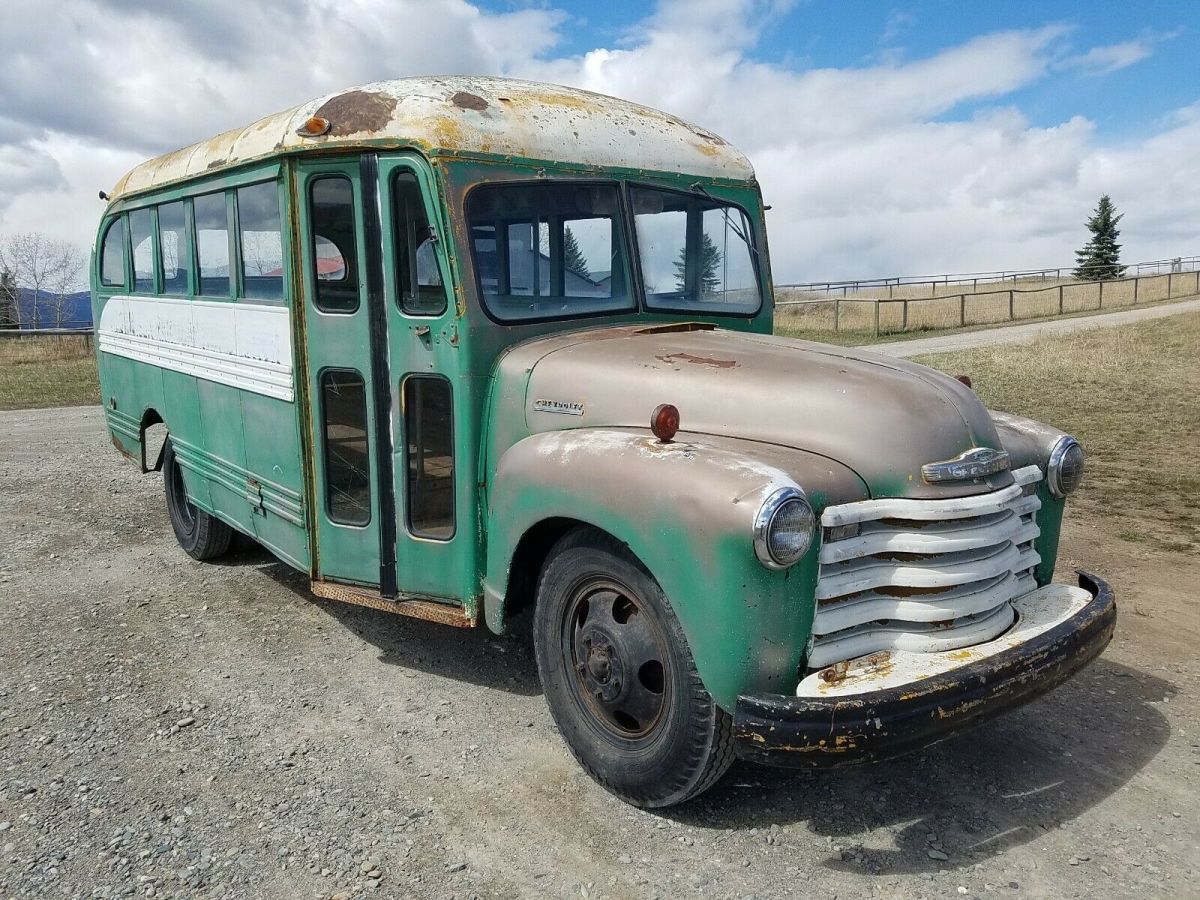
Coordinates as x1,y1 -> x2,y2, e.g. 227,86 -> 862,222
733,571 -> 1116,767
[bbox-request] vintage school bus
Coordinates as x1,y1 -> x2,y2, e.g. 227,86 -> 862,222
92,77 -> 1115,807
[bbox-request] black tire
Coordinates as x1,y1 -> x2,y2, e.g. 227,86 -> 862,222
163,438 -> 232,561
533,527 -> 735,807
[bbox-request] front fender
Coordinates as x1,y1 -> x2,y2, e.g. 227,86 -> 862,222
484,427 -> 866,709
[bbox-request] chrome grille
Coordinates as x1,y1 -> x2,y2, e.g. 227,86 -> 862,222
809,465 -> 1043,670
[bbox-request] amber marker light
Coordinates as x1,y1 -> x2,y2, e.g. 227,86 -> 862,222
296,116 -> 332,137
651,404 -> 680,442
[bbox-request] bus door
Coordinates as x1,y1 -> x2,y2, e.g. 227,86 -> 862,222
378,154 -> 473,603
296,157 -> 387,588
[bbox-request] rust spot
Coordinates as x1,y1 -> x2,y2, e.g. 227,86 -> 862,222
110,434 -> 134,461
655,351 -> 738,369
206,159 -> 224,170
314,90 -> 398,137
450,91 -> 489,111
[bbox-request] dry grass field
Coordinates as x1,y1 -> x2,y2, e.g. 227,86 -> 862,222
916,310 -> 1200,556
776,271 -> 1200,336
0,335 -> 98,410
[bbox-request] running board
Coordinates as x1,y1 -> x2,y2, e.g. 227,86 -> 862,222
310,580 -> 476,627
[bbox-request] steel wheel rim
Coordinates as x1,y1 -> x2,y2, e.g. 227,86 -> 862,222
561,575 -> 671,741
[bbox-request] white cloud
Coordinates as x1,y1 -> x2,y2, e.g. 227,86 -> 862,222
0,0 -> 1193,285
1061,39 -> 1153,75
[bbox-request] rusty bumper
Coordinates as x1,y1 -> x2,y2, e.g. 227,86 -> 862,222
733,571 -> 1116,767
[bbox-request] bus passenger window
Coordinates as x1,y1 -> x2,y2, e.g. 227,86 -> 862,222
393,173 -> 445,315
194,192 -> 231,297
100,217 -> 126,288
404,376 -> 454,540
157,202 -> 190,295
237,182 -> 284,301
321,370 -> 371,526
309,176 -> 359,313
129,208 -> 155,293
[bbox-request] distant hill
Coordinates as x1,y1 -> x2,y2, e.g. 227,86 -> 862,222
9,289 -> 93,330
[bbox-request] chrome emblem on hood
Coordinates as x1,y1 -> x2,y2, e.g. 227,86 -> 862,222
921,447 -> 1010,483
533,398 -> 584,416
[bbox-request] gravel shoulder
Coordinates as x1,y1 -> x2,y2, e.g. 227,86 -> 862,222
1,406 -> 1197,899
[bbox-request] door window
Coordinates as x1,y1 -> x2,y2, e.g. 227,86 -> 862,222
320,370 -> 371,526
100,217 -> 126,288
393,173 -> 445,316
404,376 -> 454,540
309,176 -> 359,313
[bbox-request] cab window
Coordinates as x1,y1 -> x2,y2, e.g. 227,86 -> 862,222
100,217 -> 126,288
129,208 -> 155,293
309,176 -> 359,313
393,173 -> 445,316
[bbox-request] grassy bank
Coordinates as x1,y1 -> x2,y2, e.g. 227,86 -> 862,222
915,311 -> 1200,555
0,336 -> 99,410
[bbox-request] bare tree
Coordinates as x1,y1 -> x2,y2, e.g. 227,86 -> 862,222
0,233 -> 86,329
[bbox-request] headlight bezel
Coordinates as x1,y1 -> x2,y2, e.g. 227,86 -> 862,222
753,487 -> 816,570
1047,435 -> 1085,498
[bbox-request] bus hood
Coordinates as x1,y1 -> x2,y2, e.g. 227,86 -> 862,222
499,323 -> 1013,500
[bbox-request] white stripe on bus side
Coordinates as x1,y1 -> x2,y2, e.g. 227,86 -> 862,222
97,295 -> 295,402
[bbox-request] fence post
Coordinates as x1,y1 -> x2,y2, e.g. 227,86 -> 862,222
902,299 -> 908,331
1058,284 -> 1064,314
1008,290 -> 1014,320
1168,272 -> 1173,299
1133,277 -> 1139,304
834,298 -> 840,332
1098,280 -> 1103,309
873,300 -> 880,336
960,294 -> 966,327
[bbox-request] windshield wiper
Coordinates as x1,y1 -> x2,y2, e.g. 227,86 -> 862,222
689,182 -> 758,258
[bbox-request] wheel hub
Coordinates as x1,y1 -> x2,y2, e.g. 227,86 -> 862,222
566,583 -> 668,738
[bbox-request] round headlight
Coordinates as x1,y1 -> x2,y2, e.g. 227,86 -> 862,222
1047,436 -> 1085,498
754,488 -> 816,569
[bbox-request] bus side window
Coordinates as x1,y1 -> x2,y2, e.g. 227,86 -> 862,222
157,201 -> 190,295
194,191 -> 231,297
237,182 -> 284,301
129,208 -> 155,293
404,375 -> 454,540
100,217 -> 127,289
393,173 -> 445,316
308,176 -> 359,313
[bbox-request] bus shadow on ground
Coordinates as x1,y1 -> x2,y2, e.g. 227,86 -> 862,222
254,551 -> 543,697
672,658 -> 1172,875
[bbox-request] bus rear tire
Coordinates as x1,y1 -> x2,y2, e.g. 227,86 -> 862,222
533,527 -> 735,808
163,438 -> 232,561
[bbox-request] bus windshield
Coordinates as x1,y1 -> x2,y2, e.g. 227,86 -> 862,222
631,186 -> 761,316
467,182 -> 634,323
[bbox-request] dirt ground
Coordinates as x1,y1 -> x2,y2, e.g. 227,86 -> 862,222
1,406 -> 1198,899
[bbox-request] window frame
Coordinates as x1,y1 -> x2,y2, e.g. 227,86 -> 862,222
307,173 -> 361,315
401,373 -> 456,542
127,205 -> 159,295
155,199 -> 194,298
391,170 -> 448,318
191,188 -> 236,300
318,366 -> 373,529
626,181 -> 765,319
98,215 -> 129,290
234,179 -> 287,304
463,179 -> 638,326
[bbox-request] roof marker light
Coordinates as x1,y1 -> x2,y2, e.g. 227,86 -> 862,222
651,404 -> 680,443
296,116 -> 332,137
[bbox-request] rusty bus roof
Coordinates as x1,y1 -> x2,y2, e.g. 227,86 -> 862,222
108,76 -> 755,201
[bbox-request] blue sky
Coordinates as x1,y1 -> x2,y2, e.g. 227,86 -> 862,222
489,0 -> 1198,137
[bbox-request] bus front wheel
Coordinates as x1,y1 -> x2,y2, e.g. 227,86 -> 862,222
533,526 -> 735,808
163,438 -> 232,561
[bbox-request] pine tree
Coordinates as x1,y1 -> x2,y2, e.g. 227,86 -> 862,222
674,233 -> 723,294
562,226 -> 590,280
1073,195 -> 1126,280
0,268 -> 16,328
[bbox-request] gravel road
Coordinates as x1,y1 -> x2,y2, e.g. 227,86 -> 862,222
865,296 -> 1200,358
2,406 -> 1197,899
